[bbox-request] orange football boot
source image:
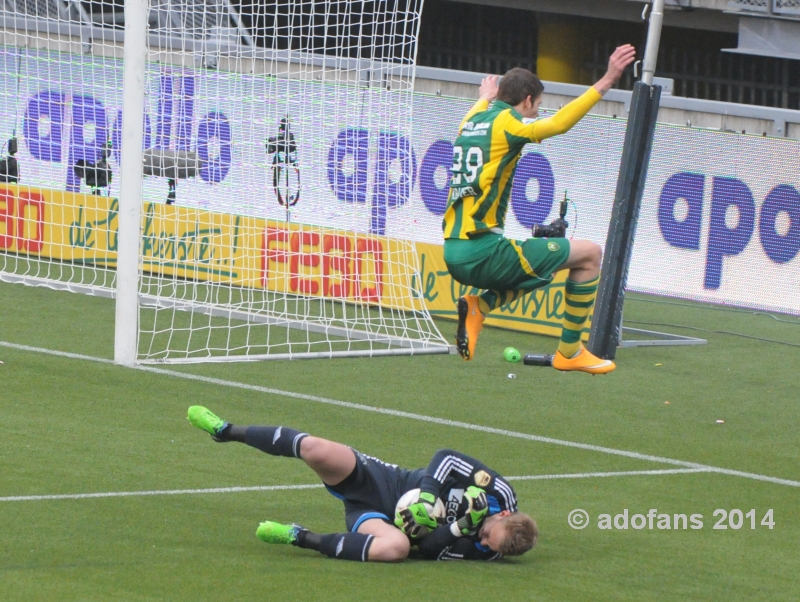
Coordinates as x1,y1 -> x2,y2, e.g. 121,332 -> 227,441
455,295 -> 484,361
552,344 -> 616,374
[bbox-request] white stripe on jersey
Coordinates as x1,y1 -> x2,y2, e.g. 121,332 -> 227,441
437,547 -> 503,561
437,547 -> 464,560
493,478 -> 518,511
434,455 -> 474,482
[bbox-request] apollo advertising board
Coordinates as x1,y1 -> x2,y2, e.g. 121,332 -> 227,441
2,47 -> 798,317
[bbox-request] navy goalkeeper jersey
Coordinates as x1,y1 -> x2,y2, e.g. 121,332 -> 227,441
409,449 -> 519,560
327,448 -> 519,561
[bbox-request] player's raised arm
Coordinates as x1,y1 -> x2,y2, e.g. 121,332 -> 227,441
593,43 -> 637,96
457,75 -> 499,132
479,75 -> 500,102
511,44 -> 636,143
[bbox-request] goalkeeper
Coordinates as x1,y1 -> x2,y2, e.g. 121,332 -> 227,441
188,405 -> 537,562
443,44 -> 636,374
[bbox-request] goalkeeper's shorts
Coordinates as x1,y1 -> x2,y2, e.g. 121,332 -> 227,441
443,232 -> 570,293
324,449 -> 421,533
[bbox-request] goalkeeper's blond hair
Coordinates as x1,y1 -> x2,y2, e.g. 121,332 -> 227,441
498,512 -> 538,556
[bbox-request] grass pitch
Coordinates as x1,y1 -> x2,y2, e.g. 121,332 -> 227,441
1,281 -> 799,601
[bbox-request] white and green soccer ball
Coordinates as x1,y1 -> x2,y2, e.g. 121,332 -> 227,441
394,488 -> 446,539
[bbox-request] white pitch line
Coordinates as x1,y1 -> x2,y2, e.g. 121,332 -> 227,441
0,469 -> 711,502
506,468 -> 711,481
2,341 -> 800,489
0,484 -> 323,502
0,342 -> 113,364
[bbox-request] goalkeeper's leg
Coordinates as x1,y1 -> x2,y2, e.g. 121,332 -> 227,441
256,518 -> 409,562
187,406 -> 356,484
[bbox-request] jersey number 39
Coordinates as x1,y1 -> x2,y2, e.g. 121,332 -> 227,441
452,146 -> 484,185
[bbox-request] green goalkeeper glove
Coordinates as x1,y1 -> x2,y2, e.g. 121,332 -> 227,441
395,491 -> 439,536
455,486 -> 489,535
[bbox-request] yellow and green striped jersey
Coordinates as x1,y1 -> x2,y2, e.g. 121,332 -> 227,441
442,88 -> 602,240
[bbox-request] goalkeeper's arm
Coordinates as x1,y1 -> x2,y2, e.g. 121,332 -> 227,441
417,528 -> 501,561
417,487 -> 498,561
417,449 -> 518,512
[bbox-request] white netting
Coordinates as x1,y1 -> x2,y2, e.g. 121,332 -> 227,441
0,0 -> 450,361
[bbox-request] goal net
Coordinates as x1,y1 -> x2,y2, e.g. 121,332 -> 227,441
0,0 -> 450,362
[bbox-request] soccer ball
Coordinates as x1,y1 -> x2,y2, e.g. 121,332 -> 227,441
394,488 -> 446,539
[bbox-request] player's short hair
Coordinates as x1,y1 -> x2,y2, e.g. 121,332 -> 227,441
498,512 -> 538,556
497,68 -> 545,106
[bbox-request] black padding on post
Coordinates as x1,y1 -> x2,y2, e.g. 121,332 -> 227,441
588,82 -> 661,360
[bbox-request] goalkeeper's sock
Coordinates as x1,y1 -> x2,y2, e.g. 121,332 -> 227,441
244,426 -> 309,458
296,531 -> 374,562
557,276 -> 600,358
220,424 -> 246,442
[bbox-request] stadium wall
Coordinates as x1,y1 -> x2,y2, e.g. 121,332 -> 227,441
2,47 -> 798,325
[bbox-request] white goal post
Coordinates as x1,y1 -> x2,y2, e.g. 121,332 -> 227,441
115,0 -> 147,366
0,0 -> 450,364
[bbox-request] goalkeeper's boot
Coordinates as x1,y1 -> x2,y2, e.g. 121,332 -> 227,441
187,405 -> 230,442
256,521 -> 304,545
455,295 -> 484,361
552,344 -> 616,375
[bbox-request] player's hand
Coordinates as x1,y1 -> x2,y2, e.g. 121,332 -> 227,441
606,44 -> 636,82
395,492 -> 439,535
478,75 -> 499,102
455,486 -> 489,535
594,44 -> 636,95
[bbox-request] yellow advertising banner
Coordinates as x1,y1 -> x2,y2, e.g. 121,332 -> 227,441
1,184 -> 575,337
414,241 -> 574,338
0,185 -> 418,313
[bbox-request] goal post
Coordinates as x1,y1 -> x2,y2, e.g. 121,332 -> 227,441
115,0 -> 147,366
0,0 -> 451,363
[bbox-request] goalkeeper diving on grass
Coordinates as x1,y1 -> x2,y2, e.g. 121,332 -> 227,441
443,44 -> 637,374
188,406 -> 537,562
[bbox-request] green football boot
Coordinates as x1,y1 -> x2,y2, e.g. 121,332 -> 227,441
187,405 -> 229,442
256,521 -> 303,545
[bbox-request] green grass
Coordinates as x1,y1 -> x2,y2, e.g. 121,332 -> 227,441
1,282 -> 799,601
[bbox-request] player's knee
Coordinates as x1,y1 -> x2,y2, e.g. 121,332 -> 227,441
368,532 -> 410,562
573,241 -> 601,273
586,241 -> 602,269
298,436 -> 326,463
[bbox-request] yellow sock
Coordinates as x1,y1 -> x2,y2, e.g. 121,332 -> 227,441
557,276 -> 599,358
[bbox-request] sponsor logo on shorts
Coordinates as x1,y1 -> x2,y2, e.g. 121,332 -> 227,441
548,242 -> 560,252
474,470 -> 492,487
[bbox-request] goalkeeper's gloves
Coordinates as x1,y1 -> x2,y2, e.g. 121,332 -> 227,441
395,491 -> 439,536
455,486 -> 489,536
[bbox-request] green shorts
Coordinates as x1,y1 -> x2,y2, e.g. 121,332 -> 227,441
443,233 -> 570,293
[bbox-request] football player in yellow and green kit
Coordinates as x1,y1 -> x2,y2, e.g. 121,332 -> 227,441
442,44 -> 636,374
